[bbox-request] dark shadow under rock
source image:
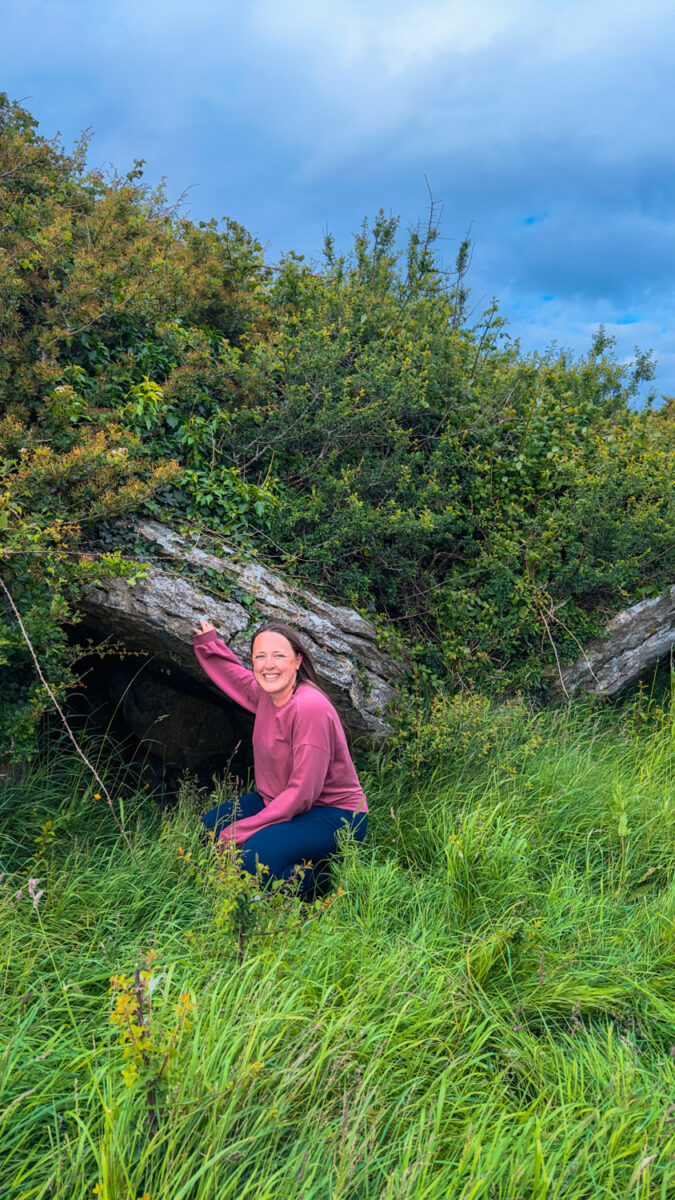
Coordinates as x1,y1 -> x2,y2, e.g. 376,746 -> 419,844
67,632 -> 254,799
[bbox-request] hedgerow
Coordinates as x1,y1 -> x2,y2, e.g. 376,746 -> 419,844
1,93 -> 674,756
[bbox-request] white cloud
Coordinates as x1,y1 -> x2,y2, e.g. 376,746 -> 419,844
251,0 -> 524,73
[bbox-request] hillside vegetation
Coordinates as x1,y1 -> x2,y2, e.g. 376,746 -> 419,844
3,95 -> 675,1200
1,93 -> 675,754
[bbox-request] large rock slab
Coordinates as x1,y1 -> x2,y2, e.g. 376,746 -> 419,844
79,520 -> 402,743
560,586 -> 675,697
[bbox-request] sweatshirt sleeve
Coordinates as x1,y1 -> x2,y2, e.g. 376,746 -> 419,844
222,740 -> 331,846
193,629 -> 260,713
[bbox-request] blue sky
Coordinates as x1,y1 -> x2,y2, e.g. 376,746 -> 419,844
2,0 -> 675,398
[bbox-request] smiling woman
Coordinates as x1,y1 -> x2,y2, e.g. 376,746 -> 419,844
251,629 -> 303,705
192,619 -> 368,895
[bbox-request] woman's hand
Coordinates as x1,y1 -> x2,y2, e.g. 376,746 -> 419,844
193,618 -> 215,636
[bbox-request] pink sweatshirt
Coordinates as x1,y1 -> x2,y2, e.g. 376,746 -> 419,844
193,630 -> 368,844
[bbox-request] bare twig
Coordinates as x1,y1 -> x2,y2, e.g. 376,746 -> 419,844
0,573 -> 137,859
546,607 -> 601,688
379,178 -> 442,343
536,601 -> 569,700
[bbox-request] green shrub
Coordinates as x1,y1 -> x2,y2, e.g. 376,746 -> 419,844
2,92 -> 674,761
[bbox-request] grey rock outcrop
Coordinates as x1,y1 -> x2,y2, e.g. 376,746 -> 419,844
79,520 -> 402,746
559,586 -> 675,697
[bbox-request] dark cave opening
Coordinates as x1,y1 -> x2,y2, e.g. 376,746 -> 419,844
66,629 -> 255,801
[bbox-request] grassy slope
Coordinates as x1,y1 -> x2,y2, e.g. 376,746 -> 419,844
1,696 -> 675,1200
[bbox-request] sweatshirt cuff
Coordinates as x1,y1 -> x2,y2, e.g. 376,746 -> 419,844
193,629 -> 221,646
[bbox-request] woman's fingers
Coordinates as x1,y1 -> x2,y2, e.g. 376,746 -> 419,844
193,618 -> 215,635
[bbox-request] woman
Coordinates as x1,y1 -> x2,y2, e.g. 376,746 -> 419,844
193,618 -> 368,894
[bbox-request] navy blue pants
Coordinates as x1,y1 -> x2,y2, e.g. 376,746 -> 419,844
201,792 -> 368,895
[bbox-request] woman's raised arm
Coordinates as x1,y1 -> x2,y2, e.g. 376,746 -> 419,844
193,623 -> 260,713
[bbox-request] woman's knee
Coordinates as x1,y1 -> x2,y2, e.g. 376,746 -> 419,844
201,801 -> 235,836
201,791 -> 264,836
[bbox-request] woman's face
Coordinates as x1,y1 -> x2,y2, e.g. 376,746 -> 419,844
251,631 -> 302,706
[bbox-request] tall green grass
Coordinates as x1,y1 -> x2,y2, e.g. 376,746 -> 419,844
2,694 -> 675,1199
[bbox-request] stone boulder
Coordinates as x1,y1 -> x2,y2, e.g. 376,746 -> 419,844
78,521 -> 403,769
559,586 -> 675,697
